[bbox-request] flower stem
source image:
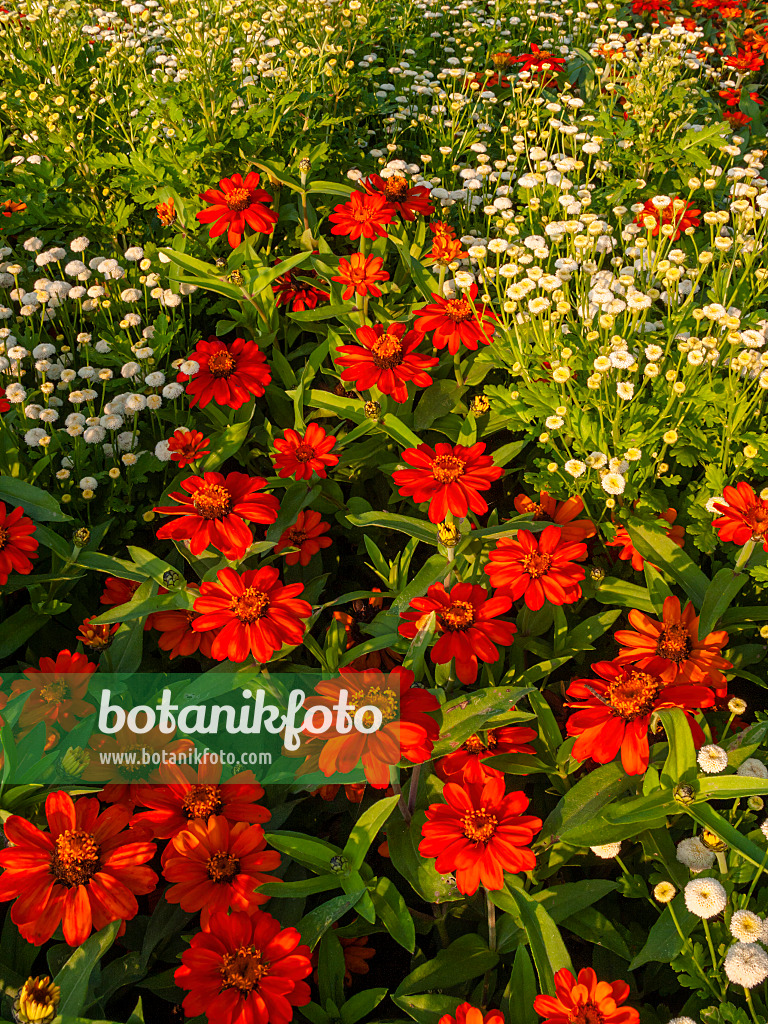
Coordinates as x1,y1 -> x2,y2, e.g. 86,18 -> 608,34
745,987 -> 761,1024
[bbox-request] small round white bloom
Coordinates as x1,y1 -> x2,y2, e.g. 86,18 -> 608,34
684,877 -> 727,919
677,837 -> 716,873
590,842 -> 621,859
162,383 -> 184,400
668,1018 -> 697,1024
124,246 -> 145,261
79,476 -> 98,491
83,426 -> 106,444
697,745 -> 728,773
723,942 -> 768,988
601,472 -> 626,496
145,371 -> 165,388
24,427 -> 48,447
180,359 -> 199,376
730,910 -> 764,943
70,236 -> 90,252
155,439 -> 171,461
121,362 -> 141,378
565,460 -> 586,478
738,759 -> 768,779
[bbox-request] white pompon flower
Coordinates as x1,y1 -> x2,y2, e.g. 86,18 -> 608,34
730,910 -> 764,943
601,472 -> 626,496
697,745 -> 728,774
79,476 -> 97,491
684,877 -> 727,919
723,942 -> 768,988
155,440 -> 171,461
564,460 -> 586,478
676,837 -> 715,873
737,759 -> 768,779
590,842 -> 622,859
668,1018 -> 698,1024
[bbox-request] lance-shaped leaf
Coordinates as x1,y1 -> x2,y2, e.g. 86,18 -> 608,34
343,795 -> 399,870
626,522 -> 709,608
490,885 -> 572,996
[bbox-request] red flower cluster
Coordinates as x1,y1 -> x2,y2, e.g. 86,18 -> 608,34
713,482 -> 768,551
436,725 -> 537,783
0,501 -> 38,585
329,191 -> 394,241
167,428 -> 212,467
361,173 -> 434,221
534,968 -> 640,1024
272,260 -> 329,312
633,197 -> 701,240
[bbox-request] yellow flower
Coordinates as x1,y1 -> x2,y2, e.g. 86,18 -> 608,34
13,977 -> 60,1024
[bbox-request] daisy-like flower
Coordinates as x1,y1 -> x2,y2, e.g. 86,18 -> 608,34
419,775 -> 542,895
156,197 -> 176,226
606,509 -> 685,572
534,968 -> 639,1024
192,566 -> 312,664
77,617 -> 119,652
438,1004 -> 504,1024
150,584 -> 215,660
167,428 -> 212,467
174,910 -> 312,1024
392,441 -> 503,523
273,423 -> 339,481
0,791 -> 157,946
12,975 -> 60,1024
154,472 -> 279,560
565,659 -> 715,775
435,725 -> 537,784
0,501 -> 39,585
677,837 -> 716,873
634,196 -> 701,241
730,910 -> 764,943
196,171 -> 277,248
654,882 -> 676,903
335,323 -> 438,403
162,815 -> 281,927
332,252 -> 389,300
361,173 -> 434,221
485,526 -> 587,611
713,482 -> 768,552
723,943 -> 768,989
684,877 -> 727,918
178,336 -> 271,410
613,595 -> 732,694
512,490 -> 596,543
12,650 -> 97,751
398,581 -> 517,685
426,223 -> 467,265
698,744 -> 728,773
329,191 -> 395,241
274,510 -> 332,567
413,284 -> 498,355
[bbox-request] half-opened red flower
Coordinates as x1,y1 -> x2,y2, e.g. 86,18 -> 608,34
273,423 -> 339,481
713,482 -> 768,552
0,791 -> 157,946
12,650 -> 97,750
192,566 -> 312,664
133,760 -> 271,840
606,508 -> 684,571
151,584 -> 215,660
436,726 -> 538,784
335,323 -> 438,403
0,501 -> 38,585
1,199 -> 26,218
77,616 -> 119,651
565,659 -> 715,775
332,252 -> 389,300
196,171 -> 277,248
534,968 -> 639,1024
398,581 -> 517,685
393,442 -> 503,523
299,667 -> 440,788
272,261 -> 329,312
613,596 -> 732,695
329,191 -> 394,241
485,526 -> 587,611
419,776 -> 541,894
274,510 -> 332,567
162,815 -> 281,927
178,336 -> 271,410
414,284 -> 497,355
100,576 -> 140,606
634,196 -> 701,240
175,909 -> 312,1024
361,173 -> 435,221
154,472 -> 279,560
513,491 -> 596,544
167,428 -> 212,467
439,1004 -> 504,1024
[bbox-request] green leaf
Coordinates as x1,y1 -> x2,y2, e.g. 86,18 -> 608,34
491,886 -> 572,996
0,605 -> 48,659
686,801 -> 767,868
370,876 -> 416,953
391,995 -> 462,1024
429,687 -> 533,759
630,893 -> 696,969
54,921 -> 120,1017
626,523 -> 709,608
561,906 -> 631,960
297,891 -> 365,950
658,708 -> 698,789
395,934 -> 498,996
258,876 -> 340,899
593,579 -> 656,614
317,929 -> 345,1010
540,763 -> 633,843
501,946 -> 538,1024
340,989 -> 388,1024
698,776 -> 768,799
348,511 -> 438,546
697,567 -> 748,639
268,832 -> 341,874
386,814 -> 463,904
0,476 -> 72,522
554,610 -> 621,654
414,381 -> 467,431
389,554 -> 449,615
563,790 -> 678,847
344,795 -> 399,869
72,551 -> 147,583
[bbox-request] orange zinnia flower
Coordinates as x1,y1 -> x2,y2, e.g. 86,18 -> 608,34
151,583 -> 215,660
272,260 -> 329,312
613,595 -> 732,695
534,968 -> 639,1024
439,1004 -> 504,1024
329,191 -> 395,240
419,776 -> 541,894
273,423 -> 339,481
167,428 -> 212,467
361,173 -> 434,221
77,616 -> 119,651
154,471 -> 279,560
335,322 -> 438,403
332,252 -> 389,299
393,441 -> 503,523
0,791 -> 157,946
513,490 -> 596,543
274,509 -> 332,566
1,199 -> 26,218
162,815 -> 281,926
192,566 -> 312,664
196,171 -> 277,248
606,508 -> 684,572
413,284 -> 497,355
178,336 -> 272,410
485,526 -> 587,611
713,481 -> 768,552
436,726 -> 538,784
0,501 -> 38,585
12,650 -> 97,750
156,197 -> 176,226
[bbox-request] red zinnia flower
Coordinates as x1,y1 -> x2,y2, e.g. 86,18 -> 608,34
331,252 -> 389,300
398,581 -> 517,685
509,44 -> 566,86
485,526 -> 587,611
513,491 -> 596,543
329,191 -> 395,241
413,284 -> 497,355
436,726 -> 538,784
419,776 -> 542,894
634,197 -> 701,240
175,909 -> 312,1024
725,48 -> 765,72
313,783 -> 367,804
393,441 -> 503,523
272,261 -> 329,312
154,471 -> 279,560
426,231 -> 467,265
0,398 -> 10,413
167,428 -> 212,467
178,336 -> 272,410
614,595 -> 732,694
439,1004 -> 504,1024
1,200 -> 26,218
133,759 -> 271,840
192,566 -> 312,664
0,501 -> 38,585
335,323 -> 438,403
151,584 -> 215,660
361,173 -> 435,221
299,667 -> 440,788
77,616 -> 119,651
534,968 -> 639,1024
12,650 -> 97,750
606,508 -> 685,572
162,815 -> 281,927
196,171 -> 277,248
0,791 -> 157,946
631,0 -> 671,15
100,575 -> 140,606
274,510 -> 332,567
713,481 -> 768,552
565,659 -> 715,774
273,423 -> 339,481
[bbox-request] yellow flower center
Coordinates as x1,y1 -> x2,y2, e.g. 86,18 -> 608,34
0,525 -> 8,551
443,298 -> 475,323
51,829 -> 100,887
182,784 -> 223,820
608,669 -> 662,719
656,623 -> 693,664
230,587 -> 270,624
347,685 -> 399,728
461,807 -> 498,844
220,945 -> 270,994
225,187 -> 252,212
520,552 -> 553,579
192,483 -> 233,520
432,454 -> 466,483
439,600 -> 475,632
383,177 -> 409,201
371,332 -> 403,369
39,679 -> 70,704
207,851 -> 241,884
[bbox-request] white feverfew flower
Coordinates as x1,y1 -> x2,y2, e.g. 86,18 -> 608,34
684,877 -> 727,918
668,1018 -> 698,1024
601,472 -> 626,496
24,427 -> 48,447
121,362 -> 141,379
587,451 -> 608,470
154,439 -> 171,461
698,745 -> 728,773
565,460 -> 586,478
124,246 -> 144,261
617,382 -> 635,400
180,359 -> 199,376
162,383 -> 184,400
123,394 -> 147,414
590,842 -> 621,859
79,476 -> 98,491
730,910 -> 764,943
83,425 -> 106,444
737,759 -> 768,779
146,394 -> 162,411
677,837 -> 716,873
23,237 -> 44,252
723,943 -> 768,988
70,236 -> 89,252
